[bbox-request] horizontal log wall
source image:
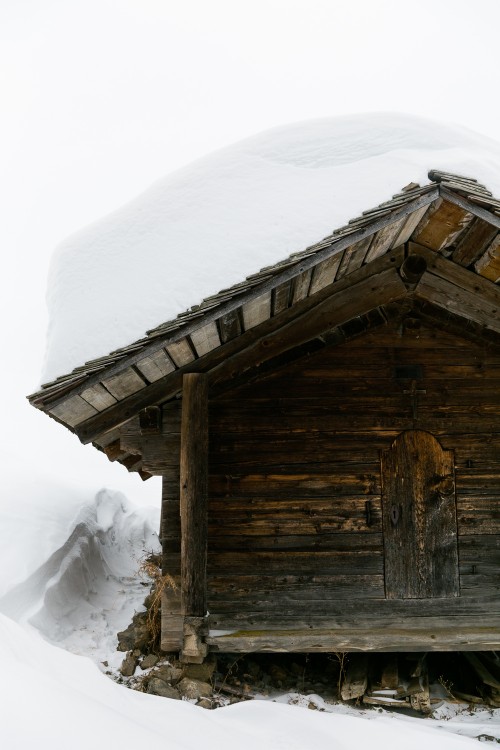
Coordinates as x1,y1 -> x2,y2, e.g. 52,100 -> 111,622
206,319 -> 500,641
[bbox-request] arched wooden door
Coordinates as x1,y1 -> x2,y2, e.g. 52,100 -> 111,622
381,430 -> 459,599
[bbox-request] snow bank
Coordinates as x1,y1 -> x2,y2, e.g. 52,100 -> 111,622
0,612 -> 483,750
0,488 -> 159,661
42,113 -> 500,382
0,482 -> 497,748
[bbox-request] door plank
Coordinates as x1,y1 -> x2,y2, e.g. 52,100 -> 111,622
381,430 -> 459,599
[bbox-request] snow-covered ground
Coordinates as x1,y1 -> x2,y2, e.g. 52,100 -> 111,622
1,483 -> 500,750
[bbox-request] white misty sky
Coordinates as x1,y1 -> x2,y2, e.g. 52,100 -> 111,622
0,0 -> 499,508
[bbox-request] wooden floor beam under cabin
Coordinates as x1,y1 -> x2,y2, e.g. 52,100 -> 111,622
205,620 -> 500,653
180,373 -> 209,662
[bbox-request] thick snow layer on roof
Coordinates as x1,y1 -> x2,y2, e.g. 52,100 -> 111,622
42,113 -> 500,382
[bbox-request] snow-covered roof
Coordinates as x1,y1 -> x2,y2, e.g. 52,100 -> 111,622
28,115 -> 500,472
40,114 -> 500,384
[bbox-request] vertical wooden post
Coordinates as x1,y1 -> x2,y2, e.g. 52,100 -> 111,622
180,373 -> 209,619
160,400 -> 182,652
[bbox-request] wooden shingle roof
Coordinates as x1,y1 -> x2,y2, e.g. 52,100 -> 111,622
28,170 -> 500,474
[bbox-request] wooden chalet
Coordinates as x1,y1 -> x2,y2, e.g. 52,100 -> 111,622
29,170 -> 500,662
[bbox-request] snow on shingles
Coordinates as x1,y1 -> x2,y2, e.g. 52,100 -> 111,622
42,113 -> 500,383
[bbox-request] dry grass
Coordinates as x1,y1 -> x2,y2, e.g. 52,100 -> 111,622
139,553 -> 177,653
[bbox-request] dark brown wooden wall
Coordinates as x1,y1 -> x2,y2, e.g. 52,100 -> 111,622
206,320 -> 500,629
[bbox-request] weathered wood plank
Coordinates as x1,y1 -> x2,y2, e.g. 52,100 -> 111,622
208,533 -> 382,553
207,576 -> 385,603
161,464 -> 182,651
209,472 -> 381,498
101,368 -> 146,400
241,291 -> 272,329
208,598 -> 500,627
166,338 -> 196,367
381,430 -> 459,599
335,236 -> 372,279
291,269 -> 312,304
363,218 -> 408,263
190,322 -> 221,357
341,654 -> 368,700
410,242 -> 500,310
80,383 -> 117,411
272,280 -> 292,315
136,348 -> 175,382
393,204 -> 430,245
412,198 -> 473,251
180,374 -> 208,618
50,394 -> 99,427
205,626 -> 500,653
475,234 -> 500,282
207,550 -> 383,576
452,218 -> 499,267
308,252 -> 342,293
440,187 -> 500,232
218,309 -> 242,343
415,271 -> 500,332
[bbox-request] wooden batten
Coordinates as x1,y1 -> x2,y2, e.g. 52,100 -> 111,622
180,374 -> 209,618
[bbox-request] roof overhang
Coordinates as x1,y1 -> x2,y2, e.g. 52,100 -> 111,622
28,170 -> 500,474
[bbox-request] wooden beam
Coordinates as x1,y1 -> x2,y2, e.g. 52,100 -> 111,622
205,625 -> 500,653
180,374 -> 208,618
409,245 -> 500,333
415,272 -> 500,332
160,409 -> 183,652
409,242 -> 500,309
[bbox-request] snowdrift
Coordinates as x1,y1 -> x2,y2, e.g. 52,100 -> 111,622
0,489 -> 159,660
0,611 -> 484,750
0,484 -> 497,749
